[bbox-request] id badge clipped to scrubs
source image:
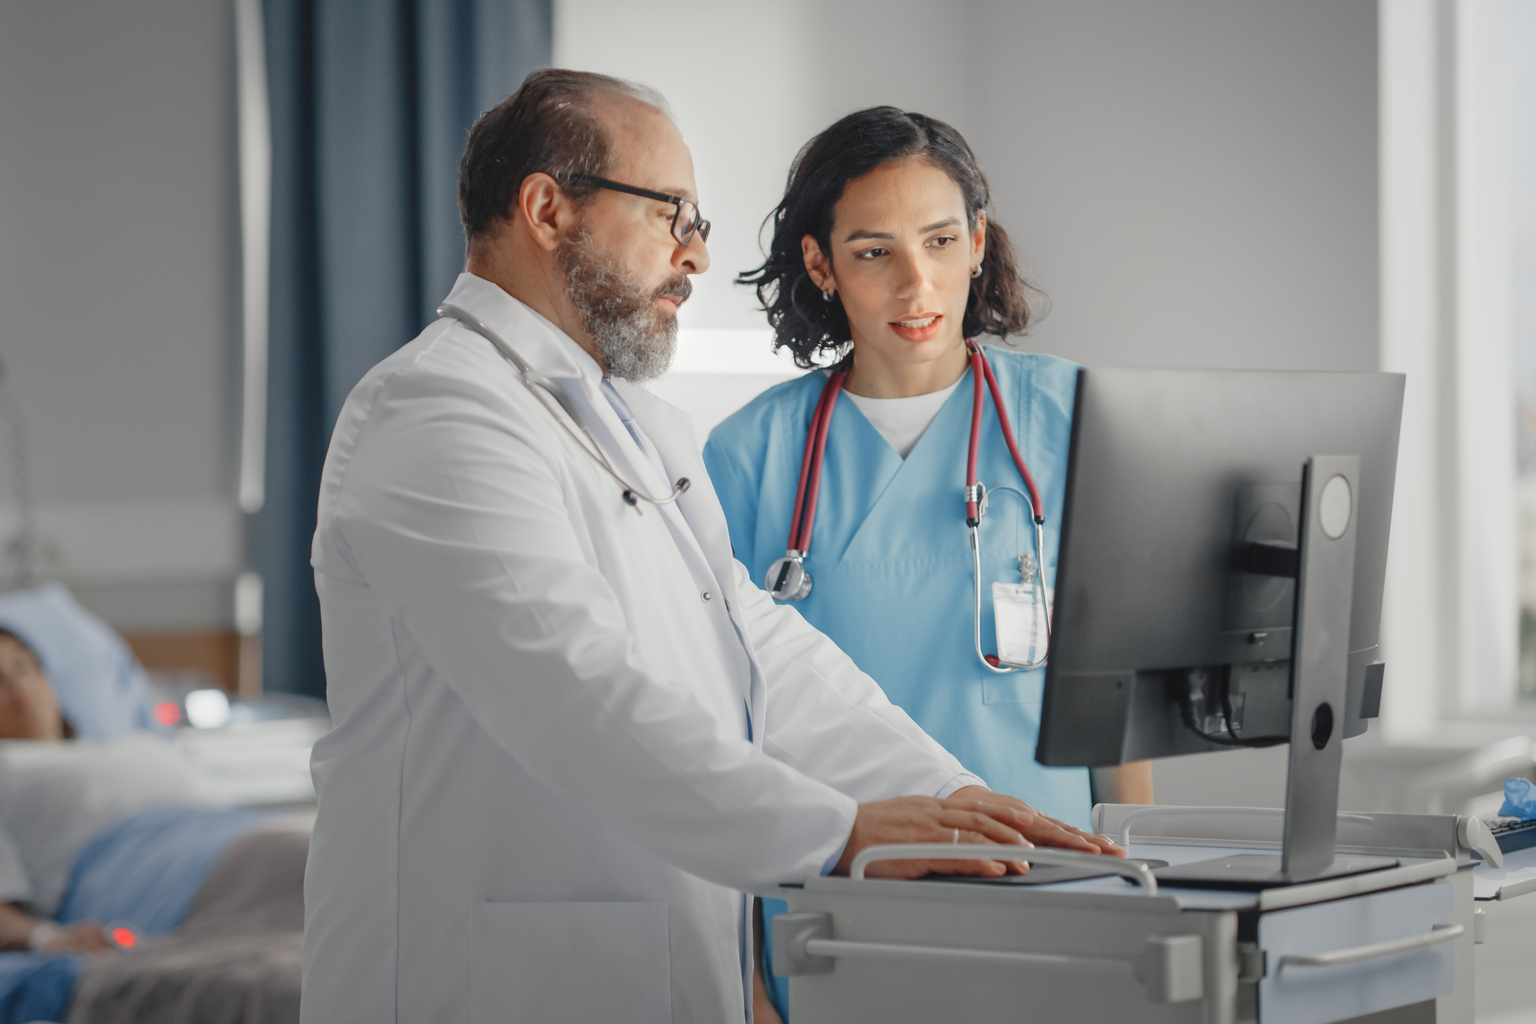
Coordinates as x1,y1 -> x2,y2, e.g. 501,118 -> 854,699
992,581 -> 1052,668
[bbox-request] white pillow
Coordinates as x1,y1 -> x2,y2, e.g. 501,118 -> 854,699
0,583 -> 158,740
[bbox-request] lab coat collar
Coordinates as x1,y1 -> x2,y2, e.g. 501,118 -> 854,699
444,275 -> 749,609
440,275 -> 761,727
440,272 -> 597,384
440,274 -> 667,490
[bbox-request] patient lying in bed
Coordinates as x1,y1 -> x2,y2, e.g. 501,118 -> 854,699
0,628 -> 306,1024
0,629 -> 225,955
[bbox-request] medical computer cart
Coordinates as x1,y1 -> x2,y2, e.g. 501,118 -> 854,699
770,369 -> 1532,1023
773,804 -> 1529,1024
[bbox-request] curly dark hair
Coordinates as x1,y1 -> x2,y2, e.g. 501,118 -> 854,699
739,107 -> 1040,369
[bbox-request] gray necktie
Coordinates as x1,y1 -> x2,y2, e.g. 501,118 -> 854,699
600,379 -> 669,486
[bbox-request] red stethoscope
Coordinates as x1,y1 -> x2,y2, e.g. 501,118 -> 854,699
764,341 -> 1052,672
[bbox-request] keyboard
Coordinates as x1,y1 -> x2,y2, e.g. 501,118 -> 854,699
1490,817 -> 1536,854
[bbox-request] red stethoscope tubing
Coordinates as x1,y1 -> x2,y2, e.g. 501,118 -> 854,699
966,341 -> 1043,524
790,341 -> 1039,559
778,341 -> 1050,671
787,369 -> 846,554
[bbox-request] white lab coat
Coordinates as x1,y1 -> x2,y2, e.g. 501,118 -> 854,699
301,273 -> 982,1024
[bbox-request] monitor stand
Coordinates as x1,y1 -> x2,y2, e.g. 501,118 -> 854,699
1152,456 -> 1398,892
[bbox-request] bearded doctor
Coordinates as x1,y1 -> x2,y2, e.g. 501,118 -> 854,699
301,68 -> 1121,1024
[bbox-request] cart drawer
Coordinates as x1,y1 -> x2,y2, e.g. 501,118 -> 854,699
1257,882 -> 1455,1024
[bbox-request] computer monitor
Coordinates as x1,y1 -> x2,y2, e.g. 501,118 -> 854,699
1036,368 -> 1405,888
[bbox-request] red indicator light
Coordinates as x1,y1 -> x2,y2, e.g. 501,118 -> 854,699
153,702 -> 181,726
111,927 -> 138,948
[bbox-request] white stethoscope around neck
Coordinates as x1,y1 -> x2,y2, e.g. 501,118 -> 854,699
436,303 -> 690,513
764,341 -> 1051,673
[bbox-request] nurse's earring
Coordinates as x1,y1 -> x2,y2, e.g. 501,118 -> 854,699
822,287 -> 835,302
970,265 -> 982,279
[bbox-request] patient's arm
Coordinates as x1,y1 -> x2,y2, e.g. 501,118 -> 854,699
0,902 -> 111,953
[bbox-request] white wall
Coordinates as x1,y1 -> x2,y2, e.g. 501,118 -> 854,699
972,1 -> 1378,372
0,0 -> 240,628
557,0 -> 1377,368
557,0 -> 1380,804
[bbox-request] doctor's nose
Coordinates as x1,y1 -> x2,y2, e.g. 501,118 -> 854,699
677,233 -> 709,276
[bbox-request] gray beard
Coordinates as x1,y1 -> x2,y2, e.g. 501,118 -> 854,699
558,229 -> 685,383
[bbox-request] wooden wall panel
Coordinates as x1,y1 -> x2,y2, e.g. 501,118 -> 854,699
123,629 -> 240,693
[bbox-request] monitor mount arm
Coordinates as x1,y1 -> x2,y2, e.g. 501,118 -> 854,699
1282,454 -> 1359,878
1155,455 -> 1398,889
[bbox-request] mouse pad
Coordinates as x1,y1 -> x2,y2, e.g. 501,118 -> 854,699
922,859 -> 1168,886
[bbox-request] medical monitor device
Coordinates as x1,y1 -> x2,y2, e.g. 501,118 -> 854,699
1036,368 -> 1404,889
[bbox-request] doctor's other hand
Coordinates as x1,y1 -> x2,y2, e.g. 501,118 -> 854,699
948,786 -> 1126,857
833,793 -> 1037,880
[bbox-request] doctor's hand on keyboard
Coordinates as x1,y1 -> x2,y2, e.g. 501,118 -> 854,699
832,787 -> 1124,880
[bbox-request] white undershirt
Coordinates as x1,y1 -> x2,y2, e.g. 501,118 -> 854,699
843,378 -> 963,459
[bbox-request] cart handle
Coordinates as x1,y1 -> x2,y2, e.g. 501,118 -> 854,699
848,844 -> 1158,895
1113,806 -> 1377,848
1277,923 -> 1463,969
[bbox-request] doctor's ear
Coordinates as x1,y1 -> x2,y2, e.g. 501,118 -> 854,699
801,235 -> 834,293
517,172 -> 576,253
970,211 -> 987,270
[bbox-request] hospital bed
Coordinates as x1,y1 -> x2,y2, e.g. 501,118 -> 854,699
0,583 -> 315,1024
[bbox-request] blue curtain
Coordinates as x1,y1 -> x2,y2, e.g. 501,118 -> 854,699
258,0 -> 551,697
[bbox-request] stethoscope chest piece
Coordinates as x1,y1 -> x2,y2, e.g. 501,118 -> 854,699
765,550 -> 812,602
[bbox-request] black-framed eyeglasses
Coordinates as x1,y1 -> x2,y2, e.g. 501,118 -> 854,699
565,174 -> 711,247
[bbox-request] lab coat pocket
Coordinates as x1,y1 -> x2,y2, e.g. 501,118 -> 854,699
470,900 -> 671,1024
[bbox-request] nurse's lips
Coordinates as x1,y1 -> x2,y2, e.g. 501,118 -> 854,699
889,313 -> 943,343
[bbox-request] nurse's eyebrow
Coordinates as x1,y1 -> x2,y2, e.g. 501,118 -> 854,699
843,218 -> 962,243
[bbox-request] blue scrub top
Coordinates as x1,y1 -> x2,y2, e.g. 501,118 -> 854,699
705,348 -> 1091,1017
704,348 -> 1091,827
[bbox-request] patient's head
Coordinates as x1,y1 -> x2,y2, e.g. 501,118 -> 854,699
0,630 -> 64,740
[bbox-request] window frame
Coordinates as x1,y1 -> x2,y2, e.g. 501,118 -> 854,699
1378,0 -> 1527,740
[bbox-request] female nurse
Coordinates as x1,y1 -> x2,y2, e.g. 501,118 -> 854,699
702,107 -> 1152,1019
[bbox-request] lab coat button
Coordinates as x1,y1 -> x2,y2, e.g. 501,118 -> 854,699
702,591 -> 712,602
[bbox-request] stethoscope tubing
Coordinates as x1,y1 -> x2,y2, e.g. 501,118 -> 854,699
967,342 -> 1042,524
768,341 -> 1052,672
789,369 -> 845,553
970,517 -> 1051,673
436,304 -> 690,511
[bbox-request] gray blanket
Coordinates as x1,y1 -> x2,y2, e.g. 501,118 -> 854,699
66,814 -> 310,1024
